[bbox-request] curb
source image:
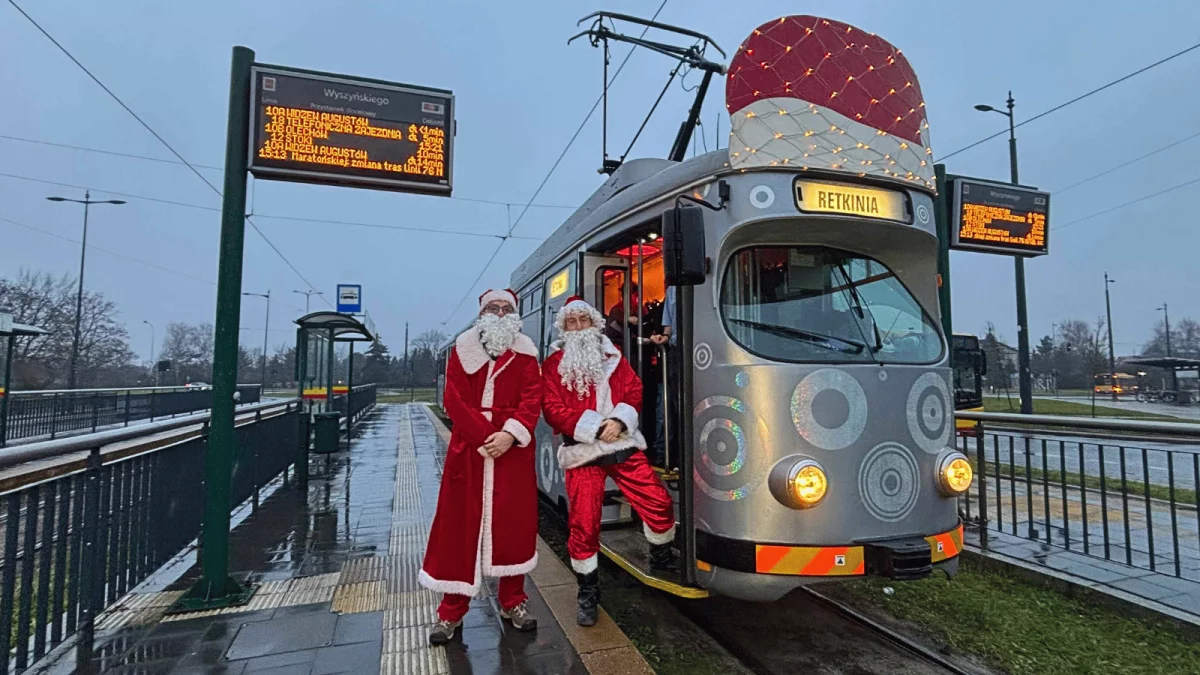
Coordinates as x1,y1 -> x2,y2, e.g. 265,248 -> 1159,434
425,406 -> 654,674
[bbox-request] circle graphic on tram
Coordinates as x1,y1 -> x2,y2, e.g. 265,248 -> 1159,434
539,439 -> 556,494
906,372 -> 952,454
749,185 -> 775,209
859,442 -> 921,523
694,343 -> 713,370
692,396 -> 769,501
790,369 -> 868,451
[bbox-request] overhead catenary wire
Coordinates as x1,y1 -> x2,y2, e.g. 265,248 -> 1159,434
1053,129 -> 1200,194
7,0 -> 324,305
0,133 -> 580,211
937,40 -> 1200,162
441,0 -> 671,325
1053,175 -> 1200,232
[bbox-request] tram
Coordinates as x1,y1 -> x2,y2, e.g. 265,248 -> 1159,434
952,334 -> 986,435
441,14 -> 970,601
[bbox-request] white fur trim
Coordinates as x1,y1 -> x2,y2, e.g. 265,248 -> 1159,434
557,431 -> 647,470
455,329 -> 538,375
573,410 -> 605,444
418,569 -> 480,597
610,402 -> 640,435
486,551 -> 538,577
570,554 -> 598,574
479,289 -> 518,313
644,522 -> 676,546
479,455 -> 496,578
502,418 -> 532,448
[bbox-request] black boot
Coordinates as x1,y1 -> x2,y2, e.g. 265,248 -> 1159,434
649,542 -> 680,574
575,571 -> 600,627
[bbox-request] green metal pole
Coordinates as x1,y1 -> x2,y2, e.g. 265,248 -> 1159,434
933,163 -> 952,340
296,327 -> 309,484
0,336 -> 14,447
326,329 -> 335,411
347,342 -> 355,420
176,45 -> 255,612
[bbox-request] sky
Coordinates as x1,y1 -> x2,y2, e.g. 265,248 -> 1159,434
2,0 -> 1199,362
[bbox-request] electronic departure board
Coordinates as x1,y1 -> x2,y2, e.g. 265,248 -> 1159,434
247,65 -> 454,196
950,178 -> 1050,256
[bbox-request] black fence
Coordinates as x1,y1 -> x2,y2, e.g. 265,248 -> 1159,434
0,385 -> 263,447
957,412 -> 1200,582
0,400 -> 299,673
332,385 -> 377,427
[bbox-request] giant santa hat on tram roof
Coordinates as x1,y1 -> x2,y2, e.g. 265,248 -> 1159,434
725,16 -> 934,189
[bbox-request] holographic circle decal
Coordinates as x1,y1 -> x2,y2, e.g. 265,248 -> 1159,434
692,396 -> 770,501
539,439 -> 555,494
906,371 -> 952,454
749,185 -> 775,209
859,442 -> 920,522
790,369 -> 867,450
735,371 -> 748,388
694,343 -> 713,370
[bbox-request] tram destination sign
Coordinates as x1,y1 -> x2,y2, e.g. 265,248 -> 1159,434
248,65 -> 454,196
950,178 -> 1050,256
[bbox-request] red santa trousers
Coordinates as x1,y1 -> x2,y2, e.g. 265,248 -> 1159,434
565,450 -> 676,573
437,575 -> 527,622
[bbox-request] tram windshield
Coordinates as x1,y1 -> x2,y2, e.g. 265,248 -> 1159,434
720,246 -> 943,364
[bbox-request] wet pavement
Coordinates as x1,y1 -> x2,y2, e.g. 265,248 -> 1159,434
35,404 -> 589,674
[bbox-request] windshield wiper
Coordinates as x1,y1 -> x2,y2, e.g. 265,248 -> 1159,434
834,261 -> 884,353
728,318 -> 865,354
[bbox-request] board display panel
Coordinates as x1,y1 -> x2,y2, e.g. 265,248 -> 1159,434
950,178 -> 1049,256
248,65 -> 453,195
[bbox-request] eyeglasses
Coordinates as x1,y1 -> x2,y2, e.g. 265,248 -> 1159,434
482,303 -> 515,316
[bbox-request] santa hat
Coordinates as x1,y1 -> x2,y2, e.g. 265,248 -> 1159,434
478,288 -> 519,315
555,295 -> 604,333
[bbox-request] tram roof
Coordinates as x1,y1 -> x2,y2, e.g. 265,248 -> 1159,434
1123,356 -> 1200,372
511,150 -> 730,289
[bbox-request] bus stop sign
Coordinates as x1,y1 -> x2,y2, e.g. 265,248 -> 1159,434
337,284 -> 362,313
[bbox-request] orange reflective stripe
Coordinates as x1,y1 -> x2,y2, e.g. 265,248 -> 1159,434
696,560 -> 713,572
801,547 -> 846,575
755,545 -> 791,573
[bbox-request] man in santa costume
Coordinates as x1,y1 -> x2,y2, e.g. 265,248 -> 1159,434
541,296 -> 678,627
420,289 -> 542,644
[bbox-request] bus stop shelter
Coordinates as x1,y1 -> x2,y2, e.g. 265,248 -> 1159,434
294,312 -> 376,451
0,313 -> 51,445
1123,356 -> 1200,404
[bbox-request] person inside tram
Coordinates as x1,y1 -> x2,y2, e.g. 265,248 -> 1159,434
648,285 -> 675,469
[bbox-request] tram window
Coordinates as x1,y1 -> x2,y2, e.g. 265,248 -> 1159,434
720,246 -> 943,364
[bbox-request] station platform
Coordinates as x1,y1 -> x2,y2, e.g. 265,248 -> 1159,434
36,404 -> 651,674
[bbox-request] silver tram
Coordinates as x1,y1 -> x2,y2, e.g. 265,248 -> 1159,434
442,13 -> 971,601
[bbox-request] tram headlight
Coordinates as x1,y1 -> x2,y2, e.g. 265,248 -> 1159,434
788,460 -> 828,509
937,452 -> 973,496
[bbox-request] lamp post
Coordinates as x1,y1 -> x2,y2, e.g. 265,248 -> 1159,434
975,92 -> 1033,414
47,191 -> 126,389
243,291 -> 271,387
143,320 -> 156,387
293,290 -> 323,313
1104,274 -> 1117,401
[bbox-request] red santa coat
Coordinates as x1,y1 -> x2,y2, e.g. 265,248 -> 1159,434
419,327 -> 542,597
542,335 -> 646,469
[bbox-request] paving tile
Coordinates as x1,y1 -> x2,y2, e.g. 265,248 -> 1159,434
529,546 -> 578,589
539,584 -> 629,655
310,641 -> 383,675
1155,591 -> 1200,615
445,646 -> 504,675
226,611 -> 338,660
1107,576 -> 1179,601
579,646 -> 656,675
240,649 -> 317,672
501,649 -> 591,675
332,611 -> 384,645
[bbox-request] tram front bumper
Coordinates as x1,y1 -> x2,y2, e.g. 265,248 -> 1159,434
863,537 -> 933,580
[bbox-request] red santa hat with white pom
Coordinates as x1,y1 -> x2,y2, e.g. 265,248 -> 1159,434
725,16 -> 934,190
478,288 -> 519,315
555,295 -> 604,333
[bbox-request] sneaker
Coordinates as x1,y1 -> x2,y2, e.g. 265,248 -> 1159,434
500,601 -> 538,632
428,619 -> 462,645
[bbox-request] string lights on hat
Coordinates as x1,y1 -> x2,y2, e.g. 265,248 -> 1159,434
725,15 -> 935,189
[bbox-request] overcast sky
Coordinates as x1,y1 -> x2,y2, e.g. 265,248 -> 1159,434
2,0 -> 1198,361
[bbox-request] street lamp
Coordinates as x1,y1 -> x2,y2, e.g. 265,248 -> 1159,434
143,320 -> 156,387
1104,274 -> 1117,402
1158,302 -> 1176,393
292,290 -> 323,313
243,291 -> 271,388
975,92 -> 1033,414
47,191 -> 126,389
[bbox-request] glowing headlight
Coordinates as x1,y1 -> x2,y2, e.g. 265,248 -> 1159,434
938,452 -> 973,496
788,460 -> 828,508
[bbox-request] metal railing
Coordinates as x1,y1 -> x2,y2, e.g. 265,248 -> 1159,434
0,385 -> 263,447
335,384 -> 377,427
0,399 -> 299,673
957,411 -> 1200,581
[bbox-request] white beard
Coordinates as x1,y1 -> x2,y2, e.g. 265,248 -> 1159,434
475,313 -> 522,359
559,327 -> 606,398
